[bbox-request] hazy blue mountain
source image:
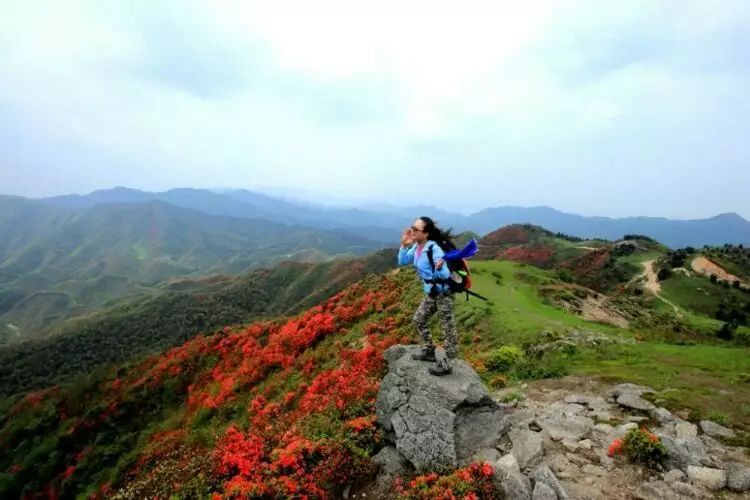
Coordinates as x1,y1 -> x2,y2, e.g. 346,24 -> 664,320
463,206 -> 750,248
35,188 -> 750,247
42,188 -> 406,242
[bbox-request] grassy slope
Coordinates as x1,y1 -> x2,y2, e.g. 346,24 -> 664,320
660,272 -> 746,316
461,261 -> 622,347
454,260 -> 750,430
571,343 -> 750,427
477,224 -> 593,267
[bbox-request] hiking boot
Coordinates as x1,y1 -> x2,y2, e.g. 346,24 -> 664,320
411,346 -> 436,362
428,359 -> 452,376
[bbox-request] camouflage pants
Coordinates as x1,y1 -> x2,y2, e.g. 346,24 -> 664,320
413,293 -> 459,359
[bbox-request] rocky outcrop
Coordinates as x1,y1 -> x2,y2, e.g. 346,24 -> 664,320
370,357 -> 750,499
375,345 -> 505,472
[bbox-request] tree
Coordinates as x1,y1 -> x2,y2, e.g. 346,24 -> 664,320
657,268 -> 672,281
717,321 -> 737,340
556,269 -> 574,283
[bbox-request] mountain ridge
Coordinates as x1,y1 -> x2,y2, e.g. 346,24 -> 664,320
0,197 -> 385,340
12,187 -> 750,247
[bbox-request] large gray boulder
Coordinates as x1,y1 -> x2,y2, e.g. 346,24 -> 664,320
607,383 -> 655,398
658,434 -> 712,472
686,466 -> 726,491
375,345 -> 505,472
726,462 -> 750,492
617,392 -> 655,411
698,420 -> 736,439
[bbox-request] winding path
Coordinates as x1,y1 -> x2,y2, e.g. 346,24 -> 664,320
640,260 -> 680,313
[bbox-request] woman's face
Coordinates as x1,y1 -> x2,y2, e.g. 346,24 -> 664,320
411,219 -> 428,244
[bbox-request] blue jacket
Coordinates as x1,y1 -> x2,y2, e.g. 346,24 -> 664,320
397,241 -> 451,294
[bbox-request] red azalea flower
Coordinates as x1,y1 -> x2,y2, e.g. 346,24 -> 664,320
480,462 -> 494,477
608,438 -> 624,457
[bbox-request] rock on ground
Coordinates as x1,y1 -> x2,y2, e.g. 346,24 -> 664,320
376,345 -> 504,472
686,466 -> 727,491
726,462 -> 750,492
699,420 -> 736,439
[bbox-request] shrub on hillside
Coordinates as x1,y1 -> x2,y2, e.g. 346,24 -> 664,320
657,267 -> 672,281
485,346 -> 523,373
613,242 -> 636,256
621,428 -> 666,467
623,234 -> 656,243
554,232 -> 584,243
669,250 -> 688,268
716,297 -> 749,326
735,328 -> 750,346
511,350 -> 568,380
717,321 -> 737,340
556,268 -> 574,283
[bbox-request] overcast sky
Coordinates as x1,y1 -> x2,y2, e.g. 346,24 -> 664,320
1,1 -> 749,218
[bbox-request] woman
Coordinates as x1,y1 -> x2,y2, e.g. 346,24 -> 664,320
397,216 -> 459,376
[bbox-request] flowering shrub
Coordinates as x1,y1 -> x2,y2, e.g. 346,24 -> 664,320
395,462 -> 499,500
0,272 -> 417,498
621,428 -> 666,466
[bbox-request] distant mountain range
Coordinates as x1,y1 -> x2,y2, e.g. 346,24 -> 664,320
463,206 -> 750,249
0,195 -> 383,339
2,187 -> 750,341
35,187 -> 750,247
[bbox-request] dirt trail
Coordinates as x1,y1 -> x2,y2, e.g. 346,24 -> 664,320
691,256 -> 746,284
642,260 -> 661,295
640,260 -> 680,314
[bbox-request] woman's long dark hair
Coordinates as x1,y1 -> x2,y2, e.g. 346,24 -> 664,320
418,216 -> 456,251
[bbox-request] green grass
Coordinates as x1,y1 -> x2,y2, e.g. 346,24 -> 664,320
454,260 -> 750,431
660,272 -> 747,317
618,251 -> 664,265
547,238 -> 593,262
570,342 -> 750,429
461,261 -> 621,348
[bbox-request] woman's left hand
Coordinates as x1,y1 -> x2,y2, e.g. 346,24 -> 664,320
435,259 -> 445,270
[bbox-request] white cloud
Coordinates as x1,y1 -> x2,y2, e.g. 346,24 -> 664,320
0,0 -> 749,218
